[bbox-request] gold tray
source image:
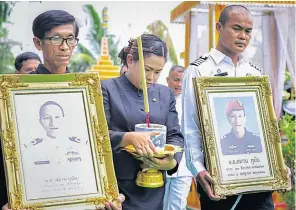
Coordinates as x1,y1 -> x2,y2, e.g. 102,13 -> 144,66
123,144 -> 183,158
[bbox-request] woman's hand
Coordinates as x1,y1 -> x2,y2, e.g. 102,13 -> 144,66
121,132 -> 159,157
140,153 -> 177,170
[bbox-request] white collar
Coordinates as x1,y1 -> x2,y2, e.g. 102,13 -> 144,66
209,48 -> 246,65
175,94 -> 181,100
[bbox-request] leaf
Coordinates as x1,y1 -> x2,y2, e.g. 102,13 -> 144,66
69,53 -> 96,72
144,20 -> 178,65
71,4 -> 120,70
76,43 -> 97,61
279,113 -> 295,209
83,4 -> 104,43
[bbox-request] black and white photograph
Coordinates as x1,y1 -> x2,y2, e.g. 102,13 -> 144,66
13,91 -> 99,200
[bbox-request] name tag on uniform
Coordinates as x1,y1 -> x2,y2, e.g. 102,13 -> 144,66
34,160 -> 50,165
214,72 -> 228,76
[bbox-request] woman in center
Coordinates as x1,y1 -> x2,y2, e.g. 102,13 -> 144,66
101,34 -> 184,210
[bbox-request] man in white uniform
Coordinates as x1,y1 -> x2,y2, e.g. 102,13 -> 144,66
163,65 -> 193,210
181,5 -> 281,210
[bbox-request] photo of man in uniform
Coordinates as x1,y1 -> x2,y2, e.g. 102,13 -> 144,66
220,99 -> 262,155
18,99 -> 98,200
23,100 -> 88,166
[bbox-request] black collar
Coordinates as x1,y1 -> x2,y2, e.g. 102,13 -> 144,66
30,64 -> 70,74
119,73 -> 142,93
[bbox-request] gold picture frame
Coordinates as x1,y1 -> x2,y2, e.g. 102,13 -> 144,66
193,76 -> 289,196
0,73 -> 119,209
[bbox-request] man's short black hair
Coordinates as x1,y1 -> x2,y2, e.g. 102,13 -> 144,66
39,101 -> 65,118
219,5 -> 252,26
32,10 -> 79,39
14,52 -> 42,71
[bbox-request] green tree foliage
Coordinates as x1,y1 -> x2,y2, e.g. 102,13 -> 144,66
0,1 -> 16,74
69,4 -> 120,72
279,114 -> 295,209
144,20 -> 178,65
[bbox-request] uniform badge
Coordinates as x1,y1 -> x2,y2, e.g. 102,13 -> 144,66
152,98 -> 157,102
247,145 -> 255,148
66,147 -> 81,163
237,100 -> 243,107
229,145 -> 237,149
66,151 -> 79,155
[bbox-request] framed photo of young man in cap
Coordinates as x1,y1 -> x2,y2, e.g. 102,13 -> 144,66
0,73 -> 119,209
192,76 -> 289,196
219,98 -> 263,156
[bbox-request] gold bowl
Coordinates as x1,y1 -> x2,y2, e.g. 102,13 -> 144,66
136,168 -> 164,188
123,144 -> 183,188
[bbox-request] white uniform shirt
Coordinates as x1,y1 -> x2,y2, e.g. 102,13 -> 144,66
181,48 -> 261,177
168,95 -> 193,177
23,134 -> 89,166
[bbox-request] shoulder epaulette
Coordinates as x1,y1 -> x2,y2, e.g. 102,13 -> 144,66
69,136 -> 81,143
249,62 -> 262,72
31,138 -> 43,146
190,56 -> 208,67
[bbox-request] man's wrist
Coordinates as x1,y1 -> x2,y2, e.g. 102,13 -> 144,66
196,169 -> 207,179
167,160 -> 179,175
168,159 -> 177,170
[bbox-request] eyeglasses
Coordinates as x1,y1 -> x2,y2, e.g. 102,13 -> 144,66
42,36 -> 79,47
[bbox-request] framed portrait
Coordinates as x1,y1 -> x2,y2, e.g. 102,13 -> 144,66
193,76 -> 289,196
0,73 -> 119,209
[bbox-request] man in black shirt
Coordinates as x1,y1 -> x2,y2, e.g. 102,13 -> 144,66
30,10 -> 79,74
1,10 -> 123,210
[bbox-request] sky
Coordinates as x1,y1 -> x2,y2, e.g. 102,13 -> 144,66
7,1 -> 185,85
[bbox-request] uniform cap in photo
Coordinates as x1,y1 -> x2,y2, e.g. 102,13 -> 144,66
226,99 -> 244,116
